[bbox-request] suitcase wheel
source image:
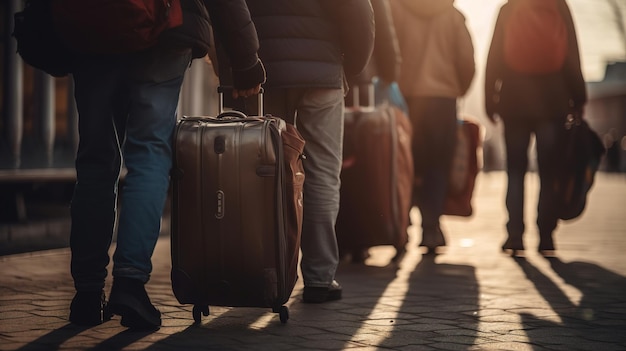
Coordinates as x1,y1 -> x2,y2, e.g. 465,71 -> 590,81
278,305 -> 289,324
192,305 -> 210,324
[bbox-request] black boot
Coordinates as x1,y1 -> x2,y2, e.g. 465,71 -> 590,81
501,235 -> 524,257
538,232 -> 556,257
69,290 -> 112,326
108,277 -> 161,330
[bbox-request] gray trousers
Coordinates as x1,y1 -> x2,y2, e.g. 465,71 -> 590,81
259,87 -> 345,288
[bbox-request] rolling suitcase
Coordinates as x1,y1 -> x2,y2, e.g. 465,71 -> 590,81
170,91 -> 305,324
336,85 -> 414,260
443,118 -> 481,217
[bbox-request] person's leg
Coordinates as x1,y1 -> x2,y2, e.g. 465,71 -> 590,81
265,87 -> 345,302
502,117 -> 532,252
406,96 -> 428,206
535,118 -> 562,254
111,76 -> 182,283
108,50 -> 189,330
407,97 -> 457,252
69,57 -> 127,325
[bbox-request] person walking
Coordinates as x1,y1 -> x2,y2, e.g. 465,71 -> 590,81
67,0 -> 265,329
485,0 -> 587,257
216,0 -> 375,303
390,0 -> 476,254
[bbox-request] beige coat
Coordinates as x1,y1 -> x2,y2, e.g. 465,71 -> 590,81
390,0 -> 475,98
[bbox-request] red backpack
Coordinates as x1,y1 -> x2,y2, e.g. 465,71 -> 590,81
52,0 -> 183,54
503,0 -> 568,74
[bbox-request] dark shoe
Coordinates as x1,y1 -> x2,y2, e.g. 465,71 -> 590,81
351,249 -> 370,264
391,246 -> 407,263
537,231 -> 556,257
538,236 -> 555,251
538,233 -> 556,257
108,277 -> 161,330
419,228 -> 446,253
303,280 -> 342,303
502,236 -> 525,257
69,291 -> 112,326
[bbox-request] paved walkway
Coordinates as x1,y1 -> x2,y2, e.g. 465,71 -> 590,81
1,172 -> 625,351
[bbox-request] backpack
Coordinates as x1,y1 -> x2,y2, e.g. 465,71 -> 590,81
51,0 -> 183,54
12,0 -> 75,77
503,0 -> 568,74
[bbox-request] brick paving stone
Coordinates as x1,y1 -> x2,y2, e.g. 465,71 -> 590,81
1,172 -> 626,350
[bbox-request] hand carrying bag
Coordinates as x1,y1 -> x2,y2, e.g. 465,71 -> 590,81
556,114 -> 605,220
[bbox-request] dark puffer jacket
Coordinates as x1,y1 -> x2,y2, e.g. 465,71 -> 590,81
160,0 -> 265,89
216,0 -> 374,89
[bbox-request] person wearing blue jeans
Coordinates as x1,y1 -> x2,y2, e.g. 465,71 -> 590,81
68,0 -> 266,330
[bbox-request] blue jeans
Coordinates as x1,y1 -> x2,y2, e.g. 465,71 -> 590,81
70,49 -> 190,292
259,88 -> 345,288
502,115 -> 562,239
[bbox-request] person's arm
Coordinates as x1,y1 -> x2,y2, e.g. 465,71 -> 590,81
319,0 -> 375,81
559,0 -> 587,115
485,7 -> 506,123
455,11 -> 476,97
371,0 -> 401,85
203,0 -> 265,97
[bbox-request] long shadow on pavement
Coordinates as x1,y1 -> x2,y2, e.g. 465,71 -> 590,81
143,261 -> 401,350
13,322 -> 157,351
14,324 -> 88,351
514,257 -> 626,349
384,253 -> 479,349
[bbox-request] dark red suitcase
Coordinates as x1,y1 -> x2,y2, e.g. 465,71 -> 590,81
170,96 -> 305,324
336,86 -> 414,261
443,119 -> 481,217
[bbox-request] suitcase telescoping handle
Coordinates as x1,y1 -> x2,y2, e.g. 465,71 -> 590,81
217,86 -> 264,117
348,84 -> 375,113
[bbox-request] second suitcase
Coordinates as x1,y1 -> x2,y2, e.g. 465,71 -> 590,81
336,86 -> 414,262
170,109 -> 305,324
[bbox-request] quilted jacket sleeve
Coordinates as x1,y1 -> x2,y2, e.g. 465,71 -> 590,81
203,0 -> 265,89
319,0 -> 375,80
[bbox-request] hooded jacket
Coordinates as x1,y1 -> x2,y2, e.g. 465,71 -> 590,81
484,0 -> 587,120
390,0 -> 475,98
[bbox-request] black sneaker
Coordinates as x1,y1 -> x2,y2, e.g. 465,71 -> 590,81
302,280 -> 342,303
419,228 -> 446,254
108,277 -> 161,330
69,291 -> 112,326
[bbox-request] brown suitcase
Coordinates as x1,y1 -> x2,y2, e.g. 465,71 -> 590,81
443,119 -> 481,217
170,100 -> 305,324
336,86 -> 414,261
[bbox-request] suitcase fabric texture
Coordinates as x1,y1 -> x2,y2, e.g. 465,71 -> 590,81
336,95 -> 414,258
443,119 -> 481,217
170,109 -> 305,324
